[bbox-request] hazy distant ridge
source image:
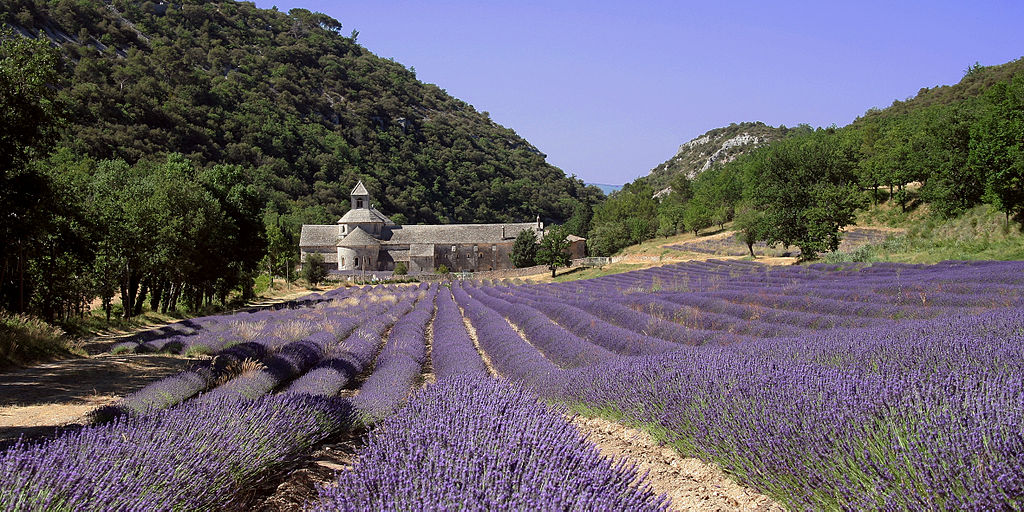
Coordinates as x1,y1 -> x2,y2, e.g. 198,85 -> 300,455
586,183 -> 623,195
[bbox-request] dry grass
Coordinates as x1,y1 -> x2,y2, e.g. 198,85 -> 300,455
272,320 -> 318,343
833,204 -> 1024,264
214,358 -> 266,386
230,320 -> 267,341
1,311 -> 85,369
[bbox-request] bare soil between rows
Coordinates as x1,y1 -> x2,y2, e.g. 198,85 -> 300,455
231,429 -> 363,512
0,354 -> 196,447
571,415 -> 782,511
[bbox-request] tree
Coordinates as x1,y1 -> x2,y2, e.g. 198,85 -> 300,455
750,130 -> 863,260
0,33 -> 65,313
393,262 -> 408,275
536,226 -> 570,278
587,183 -> 657,255
918,104 -> 984,218
302,253 -> 327,286
560,198 -> 593,238
0,32 -> 63,174
586,223 -> 629,257
510,229 -> 537,267
971,74 -> 1024,225
733,200 -> 766,257
263,222 -> 290,286
689,166 -> 743,230
656,186 -> 688,237
682,197 -> 713,236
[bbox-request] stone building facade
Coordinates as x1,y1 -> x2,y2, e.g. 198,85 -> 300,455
299,181 -> 585,273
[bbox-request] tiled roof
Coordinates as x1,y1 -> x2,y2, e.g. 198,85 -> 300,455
351,180 -> 370,196
337,206 -> 392,225
384,248 -> 410,261
299,225 -> 339,246
382,223 -> 537,245
302,221 -> 545,248
338,227 -> 380,247
409,244 -> 435,257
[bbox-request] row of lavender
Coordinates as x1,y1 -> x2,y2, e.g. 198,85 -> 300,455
111,286 -> 357,355
309,376 -> 668,510
0,284 -> 439,510
112,285 -> 428,415
1,394 -> 348,510
448,260 -> 1024,509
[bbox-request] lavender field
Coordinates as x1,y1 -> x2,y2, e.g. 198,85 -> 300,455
2,260 -> 1023,510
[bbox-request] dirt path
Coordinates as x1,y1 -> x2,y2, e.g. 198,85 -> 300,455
421,298 -> 437,386
230,429 -> 363,512
457,303 -> 499,377
571,415 -> 782,511
0,354 -> 195,447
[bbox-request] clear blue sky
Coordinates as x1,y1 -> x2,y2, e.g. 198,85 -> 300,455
254,1 -> 1024,185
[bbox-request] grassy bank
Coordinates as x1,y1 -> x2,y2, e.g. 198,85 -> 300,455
0,311 -> 85,369
826,204 -> 1024,264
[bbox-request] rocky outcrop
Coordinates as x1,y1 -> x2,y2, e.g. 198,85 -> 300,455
641,122 -> 790,192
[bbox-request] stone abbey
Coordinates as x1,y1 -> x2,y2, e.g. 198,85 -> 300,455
299,181 -> 584,273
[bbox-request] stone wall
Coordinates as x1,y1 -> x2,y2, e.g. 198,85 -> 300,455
431,242 -> 516,272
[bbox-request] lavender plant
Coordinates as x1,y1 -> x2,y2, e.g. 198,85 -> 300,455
310,376 -> 668,511
0,394 -> 349,511
351,287 -> 437,422
430,289 -> 490,379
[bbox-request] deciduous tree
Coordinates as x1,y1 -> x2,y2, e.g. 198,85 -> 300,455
510,229 -> 537,268
751,131 -> 863,260
537,226 -> 570,278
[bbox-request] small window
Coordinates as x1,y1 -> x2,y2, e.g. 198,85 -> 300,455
356,198 -> 364,208
341,257 -> 345,266
492,245 -> 497,251
451,245 -> 456,252
355,257 -> 359,267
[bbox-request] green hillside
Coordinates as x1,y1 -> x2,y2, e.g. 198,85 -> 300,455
588,58 -> 1024,259
0,0 -> 604,322
857,57 -> 1024,122
1,0 -> 601,227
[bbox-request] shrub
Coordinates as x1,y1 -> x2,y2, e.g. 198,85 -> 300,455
303,253 -> 328,286
0,310 -> 79,367
510,229 -> 537,267
393,262 -> 408,275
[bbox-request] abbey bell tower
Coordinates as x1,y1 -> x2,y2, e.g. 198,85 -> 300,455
350,180 -> 371,210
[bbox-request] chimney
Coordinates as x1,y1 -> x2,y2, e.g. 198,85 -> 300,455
501,225 -> 506,239
536,215 -> 542,230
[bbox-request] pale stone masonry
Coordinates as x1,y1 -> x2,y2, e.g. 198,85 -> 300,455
299,181 -> 586,273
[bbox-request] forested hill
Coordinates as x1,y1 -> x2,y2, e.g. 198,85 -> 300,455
857,57 -> 1024,123
1,0 -> 601,227
586,57 -> 1024,258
